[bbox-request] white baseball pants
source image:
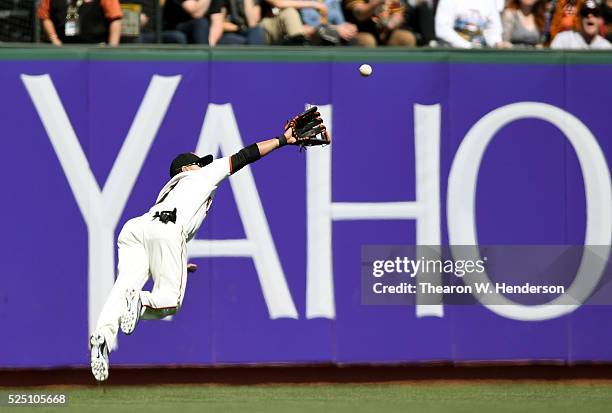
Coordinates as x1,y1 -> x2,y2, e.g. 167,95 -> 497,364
94,215 -> 188,349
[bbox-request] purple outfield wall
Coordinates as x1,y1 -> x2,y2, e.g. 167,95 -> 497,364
0,48 -> 610,367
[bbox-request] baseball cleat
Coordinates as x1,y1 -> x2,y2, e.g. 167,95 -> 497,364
90,333 -> 109,382
120,289 -> 142,335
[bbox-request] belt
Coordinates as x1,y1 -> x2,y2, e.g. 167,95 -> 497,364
152,208 -> 177,224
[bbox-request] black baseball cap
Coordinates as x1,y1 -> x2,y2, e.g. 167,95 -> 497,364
169,153 -> 213,177
580,0 -> 601,17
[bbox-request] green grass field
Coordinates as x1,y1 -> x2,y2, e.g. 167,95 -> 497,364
3,383 -> 612,413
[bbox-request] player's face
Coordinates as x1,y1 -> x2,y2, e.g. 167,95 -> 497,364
181,164 -> 202,173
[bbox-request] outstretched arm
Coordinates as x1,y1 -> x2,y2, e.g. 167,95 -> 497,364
230,107 -> 330,175
259,127 -> 298,156
229,128 -> 295,175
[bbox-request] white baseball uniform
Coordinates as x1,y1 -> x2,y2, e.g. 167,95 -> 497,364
94,157 -> 231,349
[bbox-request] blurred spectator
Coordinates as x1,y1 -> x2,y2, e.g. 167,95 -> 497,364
301,0 -> 358,45
502,0 -> 546,47
163,0 -> 224,45
542,0 -> 555,44
551,0 -> 611,47
117,2 -> 142,43
218,0 -> 265,44
435,0 -> 504,48
603,0 -> 612,42
38,0 -> 123,45
260,0 -> 313,45
343,0 -> 417,47
403,0 -> 436,46
137,3 -> 188,43
550,0 -> 584,39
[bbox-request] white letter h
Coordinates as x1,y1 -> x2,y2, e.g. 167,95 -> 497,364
306,104 -> 442,319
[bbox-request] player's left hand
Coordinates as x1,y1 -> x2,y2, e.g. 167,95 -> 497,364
284,106 -> 331,147
187,263 -> 198,273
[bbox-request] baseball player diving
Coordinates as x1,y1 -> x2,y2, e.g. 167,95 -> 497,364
89,107 -> 330,381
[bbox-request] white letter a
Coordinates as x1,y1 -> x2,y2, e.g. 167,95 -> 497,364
188,103 -> 298,319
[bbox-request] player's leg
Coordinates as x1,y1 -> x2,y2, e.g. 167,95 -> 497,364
140,223 -> 188,320
95,218 -> 150,345
119,287 -> 143,334
89,333 -> 109,382
120,222 -> 187,333
90,218 -> 150,381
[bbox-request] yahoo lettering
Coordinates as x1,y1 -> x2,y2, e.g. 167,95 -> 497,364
22,73 -> 611,336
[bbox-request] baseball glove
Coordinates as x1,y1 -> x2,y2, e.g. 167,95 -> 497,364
285,106 -> 331,147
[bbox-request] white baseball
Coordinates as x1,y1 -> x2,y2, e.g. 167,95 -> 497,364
359,64 -> 372,77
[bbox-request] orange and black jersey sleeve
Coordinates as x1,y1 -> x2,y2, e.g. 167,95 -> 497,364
37,0 -> 51,20
101,0 -> 123,21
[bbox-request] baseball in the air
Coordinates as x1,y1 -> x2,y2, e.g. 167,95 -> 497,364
359,64 -> 372,77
